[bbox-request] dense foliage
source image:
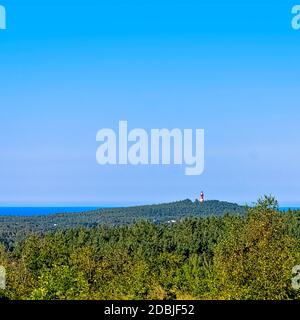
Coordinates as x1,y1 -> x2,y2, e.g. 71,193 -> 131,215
0,197 -> 299,300
0,200 -> 245,250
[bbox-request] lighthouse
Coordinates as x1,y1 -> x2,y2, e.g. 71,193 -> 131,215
200,191 -> 204,203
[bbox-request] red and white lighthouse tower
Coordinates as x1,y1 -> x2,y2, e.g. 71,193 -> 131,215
200,191 -> 204,203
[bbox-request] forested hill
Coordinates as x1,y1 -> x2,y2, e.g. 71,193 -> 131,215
0,199 -> 245,249
1,197 -> 300,300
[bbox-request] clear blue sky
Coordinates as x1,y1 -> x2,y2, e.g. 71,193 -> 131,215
0,0 -> 299,206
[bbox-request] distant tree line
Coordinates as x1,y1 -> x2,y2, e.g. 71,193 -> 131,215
0,200 -> 245,250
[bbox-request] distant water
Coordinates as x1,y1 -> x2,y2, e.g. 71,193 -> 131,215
0,207 -> 101,216
279,207 -> 300,212
0,206 -> 298,217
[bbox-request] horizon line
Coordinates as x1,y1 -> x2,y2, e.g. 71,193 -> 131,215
0,199 -> 300,208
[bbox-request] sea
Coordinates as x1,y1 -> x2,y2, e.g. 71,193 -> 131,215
0,206 -> 298,216
279,207 -> 300,212
0,207 -> 102,216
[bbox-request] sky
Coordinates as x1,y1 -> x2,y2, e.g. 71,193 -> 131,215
0,0 -> 300,206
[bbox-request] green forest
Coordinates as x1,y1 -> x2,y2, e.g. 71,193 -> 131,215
0,196 -> 299,300
0,200 -> 244,250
